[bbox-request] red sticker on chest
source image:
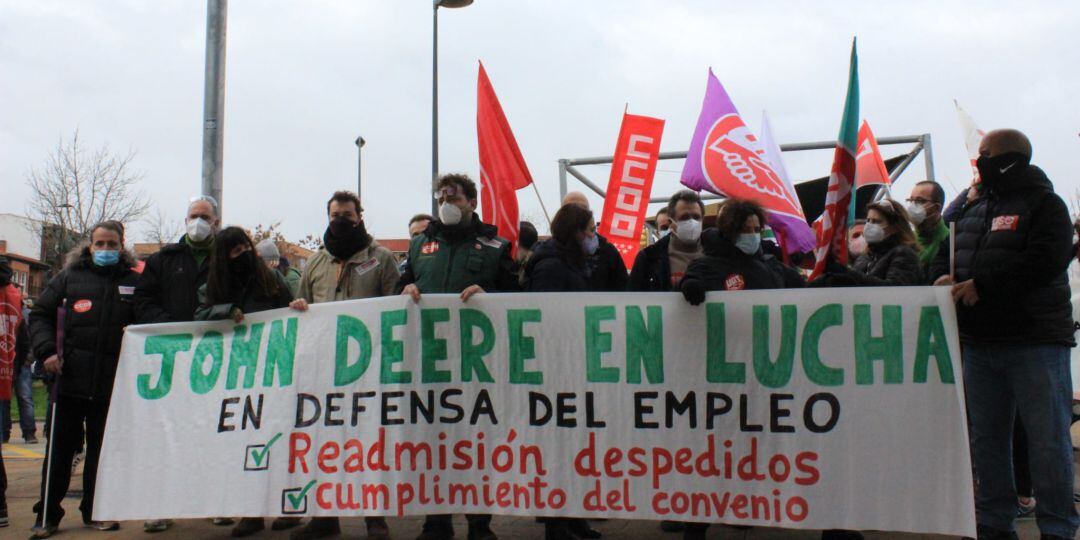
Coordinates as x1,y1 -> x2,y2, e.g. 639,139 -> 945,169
72,299 -> 93,313
420,242 -> 440,255
991,215 -> 1019,232
724,274 -> 746,291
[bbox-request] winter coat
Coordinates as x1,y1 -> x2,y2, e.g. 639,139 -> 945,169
929,165 -> 1074,345
523,240 -> 592,293
195,271 -> 293,321
134,236 -> 210,323
281,267 -> 302,298
298,240 -> 399,303
30,253 -> 139,402
681,229 -> 787,296
587,234 -> 629,292
396,218 -> 519,294
628,235 -> 675,292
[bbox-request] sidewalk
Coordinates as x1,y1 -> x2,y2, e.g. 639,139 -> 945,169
1,429 -> 1068,539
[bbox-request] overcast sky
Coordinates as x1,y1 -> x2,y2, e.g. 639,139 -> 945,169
2,0 -> 1079,243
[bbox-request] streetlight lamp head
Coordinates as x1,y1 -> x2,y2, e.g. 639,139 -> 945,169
436,0 -> 473,8
355,136 -> 366,148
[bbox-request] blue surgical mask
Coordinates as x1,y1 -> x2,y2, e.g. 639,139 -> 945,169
582,235 -> 599,255
734,233 -> 761,255
92,250 -> 120,267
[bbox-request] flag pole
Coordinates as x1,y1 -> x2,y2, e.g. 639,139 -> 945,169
530,183 -> 552,227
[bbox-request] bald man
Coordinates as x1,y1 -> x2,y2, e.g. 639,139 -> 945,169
560,191 -> 629,291
929,129 -> 1078,540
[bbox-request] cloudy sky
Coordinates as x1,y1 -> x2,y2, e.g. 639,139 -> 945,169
2,0 -> 1078,243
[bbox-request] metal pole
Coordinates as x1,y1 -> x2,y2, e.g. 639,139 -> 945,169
921,133 -> 936,182
201,0 -> 228,218
355,136 -> 365,200
558,159 -> 568,203
431,3 -> 439,216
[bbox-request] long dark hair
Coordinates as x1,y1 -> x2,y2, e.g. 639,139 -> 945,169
206,226 -> 281,304
550,203 -> 594,267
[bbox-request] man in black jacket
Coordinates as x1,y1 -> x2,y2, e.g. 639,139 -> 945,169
930,129 -> 1078,540
132,195 -> 228,533
629,190 -> 705,292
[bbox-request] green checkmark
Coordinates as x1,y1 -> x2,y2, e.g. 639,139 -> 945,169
250,433 -> 283,467
286,480 -> 318,510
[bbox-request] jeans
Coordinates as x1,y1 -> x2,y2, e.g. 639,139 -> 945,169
14,363 -> 36,437
963,342 -> 1079,538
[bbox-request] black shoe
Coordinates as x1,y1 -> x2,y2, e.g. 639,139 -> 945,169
416,522 -> 454,540
272,517 -> 303,531
0,506 -> 7,528
366,517 -> 390,540
974,525 -> 1018,540
467,523 -> 496,540
25,434 -> 38,444
821,531 -> 864,540
682,527 -> 707,540
291,517 -> 341,540
660,521 -> 685,533
231,518 -> 265,537
567,519 -> 601,539
545,521 -> 576,540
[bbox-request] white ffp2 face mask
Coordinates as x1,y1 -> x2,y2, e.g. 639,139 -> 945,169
674,219 -> 702,243
439,203 -> 463,226
906,203 -> 926,226
186,218 -> 212,242
863,223 -> 886,244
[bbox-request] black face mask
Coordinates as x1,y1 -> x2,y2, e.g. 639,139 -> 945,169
228,251 -> 256,276
323,218 -> 370,260
976,152 -> 1029,190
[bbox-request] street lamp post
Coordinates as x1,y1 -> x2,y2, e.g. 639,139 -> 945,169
431,0 -> 474,214
355,136 -> 366,200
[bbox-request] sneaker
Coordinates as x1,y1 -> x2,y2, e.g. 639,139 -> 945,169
231,518 -> 265,538
0,505 -> 7,527
271,517 -> 303,531
366,517 -> 390,540
291,517 -> 341,540
31,523 -> 59,538
25,434 -> 39,444
86,520 -> 120,531
71,450 -> 84,476
1017,496 -> 1036,519
144,519 -> 173,533
213,517 -> 236,526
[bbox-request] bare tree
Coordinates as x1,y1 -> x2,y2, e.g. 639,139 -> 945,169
25,130 -> 151,264
142,206 -> 184,247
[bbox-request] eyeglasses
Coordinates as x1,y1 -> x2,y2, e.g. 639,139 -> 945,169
906,198 -> 933,206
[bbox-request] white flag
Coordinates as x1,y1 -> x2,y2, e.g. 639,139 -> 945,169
954,100 -> 985,184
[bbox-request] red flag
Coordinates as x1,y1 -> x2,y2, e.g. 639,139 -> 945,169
599,112 -> 666,268
477,62 -> 533,250
855,120 -> 890,188
810,40 -> 859,281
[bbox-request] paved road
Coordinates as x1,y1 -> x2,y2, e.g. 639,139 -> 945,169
1,431 -> 1068,539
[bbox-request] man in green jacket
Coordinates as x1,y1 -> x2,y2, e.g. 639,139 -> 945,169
907,180 -> 949,282
396,174 -> 517,540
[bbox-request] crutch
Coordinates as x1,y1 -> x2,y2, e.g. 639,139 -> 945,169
40,301 -> 64,528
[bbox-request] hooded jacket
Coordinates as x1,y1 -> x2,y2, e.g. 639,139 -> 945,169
929,165 -> 1074,345
30,250 -> 139,401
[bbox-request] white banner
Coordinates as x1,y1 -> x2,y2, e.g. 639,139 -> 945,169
95,288 -> 974,537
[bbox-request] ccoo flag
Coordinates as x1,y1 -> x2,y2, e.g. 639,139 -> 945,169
477,61 -> 533,251
855,120 -> 890,188
809,39 -> 860,281
681,70 -> 813,253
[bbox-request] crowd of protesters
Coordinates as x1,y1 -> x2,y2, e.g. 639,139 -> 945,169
0,128 -> 1075,540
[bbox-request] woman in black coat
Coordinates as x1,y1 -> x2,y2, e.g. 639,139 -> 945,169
195,227 -> 294,537
810,199 -> 922,287
524,203 -> 602,540
29,221 -> 139,536
194,227 -> 292,323
680,199 -> 803,306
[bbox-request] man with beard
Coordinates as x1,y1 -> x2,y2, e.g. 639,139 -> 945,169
287,190 -> 398,540
397,173 -> 517,540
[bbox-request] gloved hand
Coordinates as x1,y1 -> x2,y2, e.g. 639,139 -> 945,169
681,279 -> 706,306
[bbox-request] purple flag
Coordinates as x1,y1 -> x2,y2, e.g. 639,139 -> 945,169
680,69 -> 815,254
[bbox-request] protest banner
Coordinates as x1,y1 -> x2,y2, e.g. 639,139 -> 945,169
598,111 -> 665,268
95,287 -> 974,537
